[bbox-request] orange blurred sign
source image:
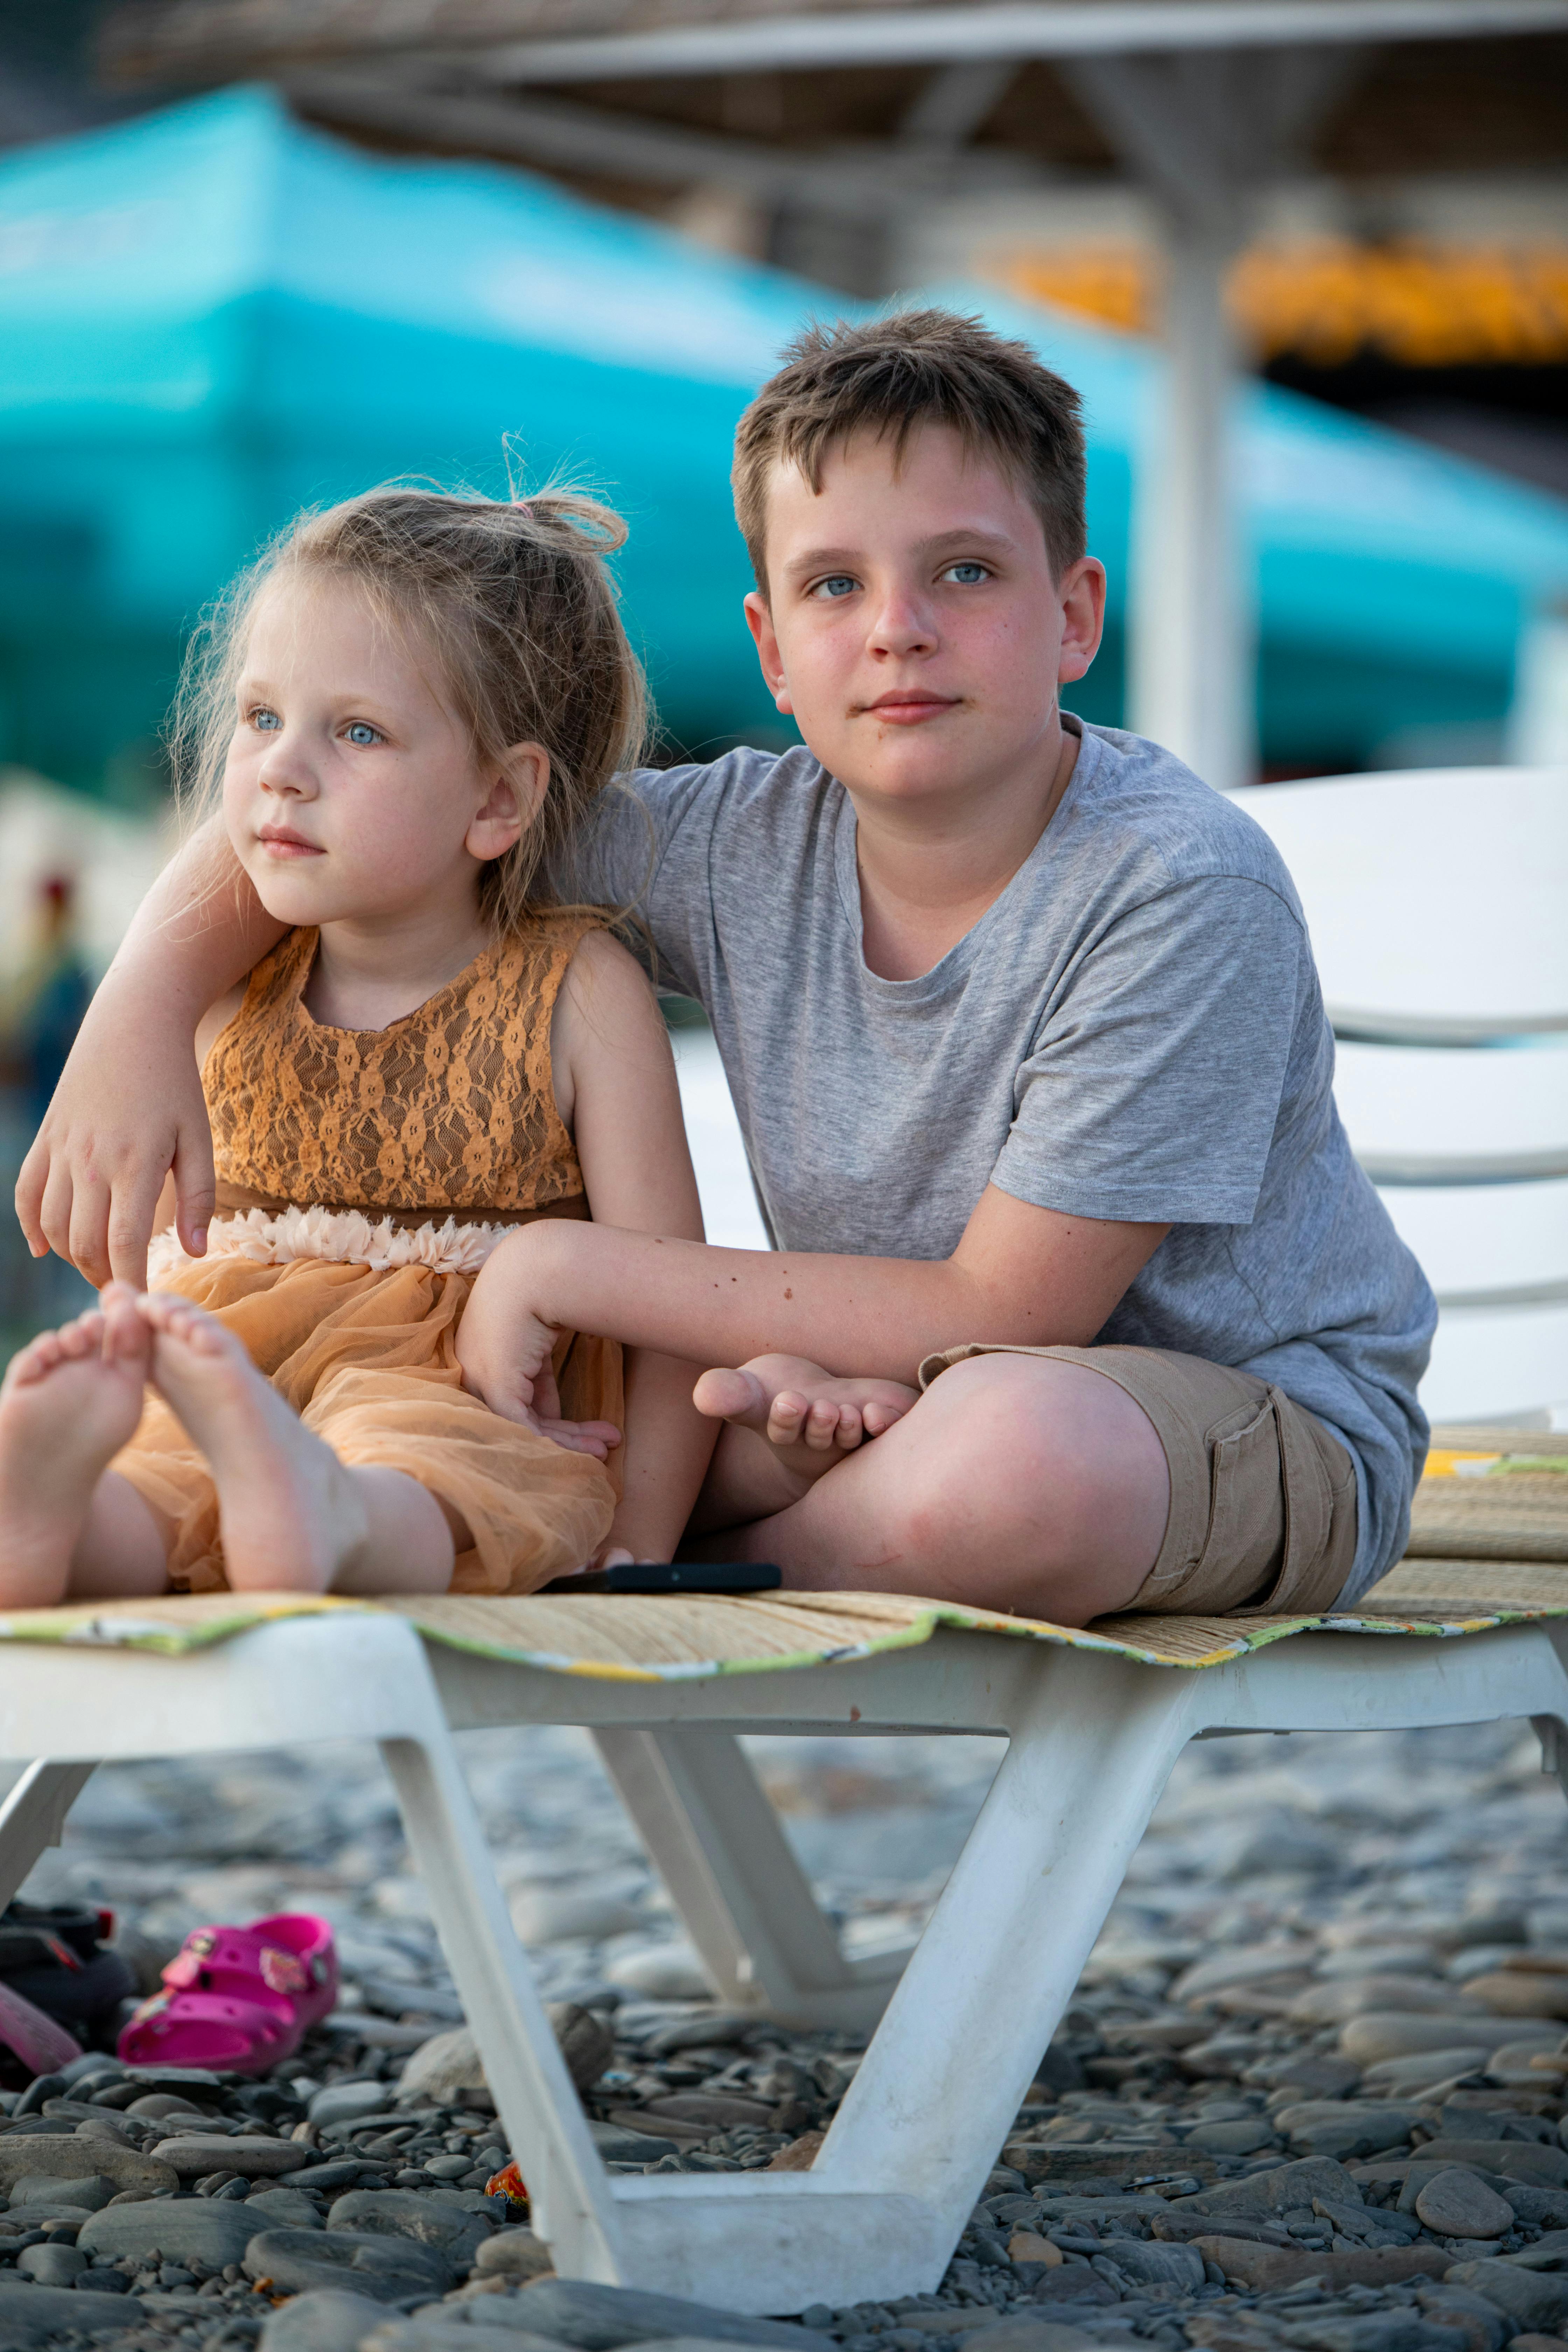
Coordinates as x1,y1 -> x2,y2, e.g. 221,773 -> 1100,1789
999,240 -> 1568,367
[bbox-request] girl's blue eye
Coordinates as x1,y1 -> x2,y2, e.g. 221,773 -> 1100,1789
345,722 -> 382,747
944,562 -> 989,585
252,708 -> 281,732
812,575 -> 858,600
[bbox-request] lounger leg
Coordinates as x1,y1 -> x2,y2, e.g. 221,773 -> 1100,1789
0,1761 -> 96,1912
377,1729 -> 624,2283
812,1649 -> 1201,2259
593,1728 -> 891,2027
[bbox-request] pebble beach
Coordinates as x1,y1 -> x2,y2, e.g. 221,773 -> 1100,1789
1,1704 -> 1567,2352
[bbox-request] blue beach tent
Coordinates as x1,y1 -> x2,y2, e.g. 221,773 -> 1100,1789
1,85 -> 1566,792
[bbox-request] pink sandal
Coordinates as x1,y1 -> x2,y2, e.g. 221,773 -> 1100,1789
118,1913 -> 336,2077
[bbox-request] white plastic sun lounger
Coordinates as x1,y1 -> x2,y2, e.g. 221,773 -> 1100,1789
0,1448 -> 1565,2317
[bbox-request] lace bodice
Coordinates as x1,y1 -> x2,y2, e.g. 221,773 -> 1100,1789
204,913 -> 602,1216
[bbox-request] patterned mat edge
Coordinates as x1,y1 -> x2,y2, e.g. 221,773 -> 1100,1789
0,1586 -> 1563,1674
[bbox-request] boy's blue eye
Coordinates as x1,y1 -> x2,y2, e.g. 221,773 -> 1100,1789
944,562 -> 990,585
812,575 -> 858,600
345,722 -> 382,747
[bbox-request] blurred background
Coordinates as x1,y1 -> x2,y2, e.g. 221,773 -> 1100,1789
0,0 -> 1565,1421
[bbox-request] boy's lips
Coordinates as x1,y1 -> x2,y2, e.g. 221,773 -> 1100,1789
862,692 -> 960,726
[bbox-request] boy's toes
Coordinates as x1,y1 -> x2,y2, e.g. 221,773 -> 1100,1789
861,1397 -> 911,1437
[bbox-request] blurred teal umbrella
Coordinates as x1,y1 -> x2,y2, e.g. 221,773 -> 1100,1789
0,85 -> 1566,789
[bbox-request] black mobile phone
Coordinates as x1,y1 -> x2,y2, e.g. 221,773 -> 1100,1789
546,1562 -> 783,1595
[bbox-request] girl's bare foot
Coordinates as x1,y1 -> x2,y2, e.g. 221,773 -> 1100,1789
692,1353 -> 918,1484
0,1284 -> 152,1605
139,1292 -> 371,1592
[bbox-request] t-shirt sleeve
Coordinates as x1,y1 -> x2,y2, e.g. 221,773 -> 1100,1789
551,758 -> 730,999
990,875 -> 1308,1226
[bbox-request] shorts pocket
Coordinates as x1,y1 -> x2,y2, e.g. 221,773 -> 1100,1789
1192,1395 -> 1286,1603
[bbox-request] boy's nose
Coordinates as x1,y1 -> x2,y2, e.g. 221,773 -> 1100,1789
867,592 -> 937,657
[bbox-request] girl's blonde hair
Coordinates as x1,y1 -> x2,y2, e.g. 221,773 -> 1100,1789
172,483 -> 648,933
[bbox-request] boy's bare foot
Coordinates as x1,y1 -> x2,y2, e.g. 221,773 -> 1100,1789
692,1353 -> 917,1483
0,1283 -> 152,1605
139,1292 -> 370,1592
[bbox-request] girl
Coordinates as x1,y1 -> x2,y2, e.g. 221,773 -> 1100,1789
0,486 -> 714,1607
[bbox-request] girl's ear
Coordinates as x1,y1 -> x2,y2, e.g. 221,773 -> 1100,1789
468,742 -> 548,862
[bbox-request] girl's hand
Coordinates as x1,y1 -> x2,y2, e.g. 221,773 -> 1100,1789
455,1264 -> 620,1460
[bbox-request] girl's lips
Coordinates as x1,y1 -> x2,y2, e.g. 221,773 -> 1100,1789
257,832 -> 322,857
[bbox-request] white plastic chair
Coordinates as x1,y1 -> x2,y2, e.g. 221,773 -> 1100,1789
1,1599 -> 1567,2311
1230,767 -> 1568,1424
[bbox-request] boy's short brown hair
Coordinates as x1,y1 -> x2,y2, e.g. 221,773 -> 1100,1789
732,308 -> 1087,593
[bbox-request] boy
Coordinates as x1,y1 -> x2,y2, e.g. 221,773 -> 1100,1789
19,311 -> 1435,1626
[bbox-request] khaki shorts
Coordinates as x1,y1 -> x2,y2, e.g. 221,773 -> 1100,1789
918,1343 -> 1358,1616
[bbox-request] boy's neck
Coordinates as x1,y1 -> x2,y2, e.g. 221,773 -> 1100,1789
848,715 -> 1081,984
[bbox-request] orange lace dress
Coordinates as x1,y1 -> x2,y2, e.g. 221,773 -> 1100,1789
111,913 -> 621,1595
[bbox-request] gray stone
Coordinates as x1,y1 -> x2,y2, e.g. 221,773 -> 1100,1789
1184,2118 -> 1277,2157
1170,1945 -> 1318,2004
244,2225 -> 455,2303
1290,1979 -> 1476,2026
248,2188 -> 328,2230
1421,2141 -> 1568,2188
1361,2053 -> 1494,2099
153,2132 -> 308,2178
1025,2270 -> 1120,2308
925,2329 -> 1099,2352
475,2228 -> 554,2280
0,2283 -> 148,2344
15,2242 -> 87,2285
510,1882 -> 646,1944
1507,2189 -> 1568,2228
548,2004 -> 615,2093
1343,2017 -> 1561,2065
292,2158 -> 384,2192
398,2027 -> 489,2107
309,2081 -> 390,2130
588,2120 -> 680,2164
77,2194 -> 264,2271
1275,2104 -> 1425,2161
329,2188 -> 492,2261
0,2137 -> 176,2193
260,2287 -> 395,2352
7,2171 -> 116,2210
1414,2287 -> 1512,2352
1096,2237 -> 1206,2291
365,2325 -> 567,2352
1445,2259 -> 1568,2331
1416,2170 -> 1518,2239
509,2278 -> 835,2349
603,1945 -> 717,2002
1180,2154 -> 1364,2220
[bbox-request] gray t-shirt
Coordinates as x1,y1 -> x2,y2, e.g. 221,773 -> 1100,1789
573,721 -> 1436,1606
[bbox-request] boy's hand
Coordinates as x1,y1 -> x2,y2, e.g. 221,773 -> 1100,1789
456,1248 -> 620,1460
16,1006 -> 216,1290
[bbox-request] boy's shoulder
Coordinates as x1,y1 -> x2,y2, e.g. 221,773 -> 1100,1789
1069,724 -> 1304,912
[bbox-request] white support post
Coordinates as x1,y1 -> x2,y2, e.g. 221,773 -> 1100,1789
0,1760 -> 97,1913
1127,209 -> 1254,791
593,1726 -> 908,2030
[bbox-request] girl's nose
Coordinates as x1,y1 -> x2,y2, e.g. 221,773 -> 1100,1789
258,737 -> 317,798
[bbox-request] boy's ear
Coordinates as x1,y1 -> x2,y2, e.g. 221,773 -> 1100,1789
744,590 -> 794,716
468,742 -> 547,863
1056,557 -> 1108,686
